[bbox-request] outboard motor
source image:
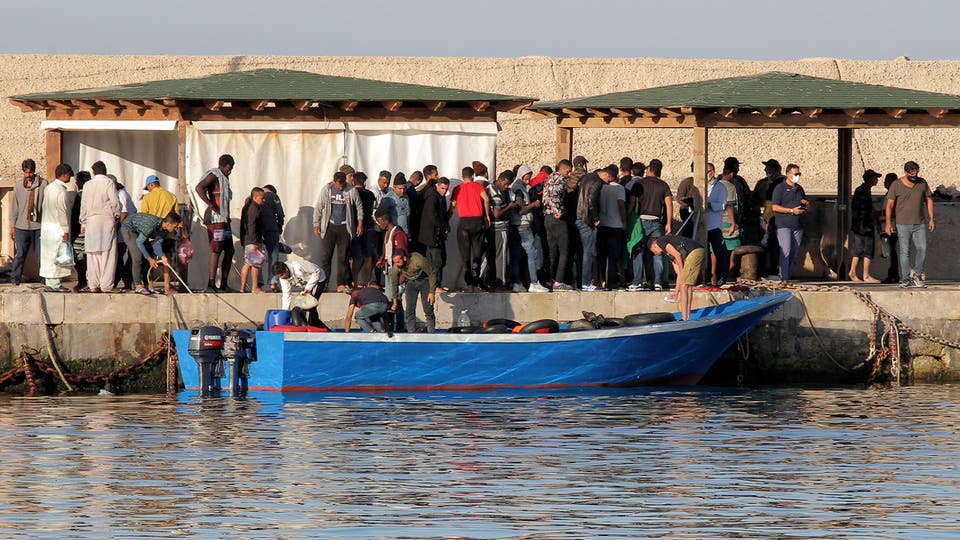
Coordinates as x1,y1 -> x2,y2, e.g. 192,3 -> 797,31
222,329 -> 257,397
187,326 -> 225,397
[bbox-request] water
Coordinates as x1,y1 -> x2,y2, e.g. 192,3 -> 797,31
1,385 -> 959,539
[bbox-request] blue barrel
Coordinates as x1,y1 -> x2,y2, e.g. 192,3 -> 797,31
264,309 -> 292,330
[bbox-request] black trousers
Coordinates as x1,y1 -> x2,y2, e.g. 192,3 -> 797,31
457,217 -> 484,287
544,215 -> 569,285
597,226 -> 624,289
707,228 -> 729,282
319,223 -> 350,288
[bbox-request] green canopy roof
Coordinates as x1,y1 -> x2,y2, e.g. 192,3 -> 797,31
532,71 -> 960,111
11,68 -> 532,109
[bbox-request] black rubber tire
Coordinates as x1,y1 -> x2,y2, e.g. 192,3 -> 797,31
484,318 -> 520,329
598,317 -> 625,328
519,319 -> 560,334
480,324 -> 510,334
448,326 -> 482,334
565,319 -> 598,331
624,312 -> 677,326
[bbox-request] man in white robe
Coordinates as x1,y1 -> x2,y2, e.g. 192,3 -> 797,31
39,164 -> 74,291
80,161 -> 120,292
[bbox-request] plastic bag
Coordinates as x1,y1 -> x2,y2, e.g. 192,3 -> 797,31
177,237 -> 195,265
244,245 -> 266,267
55,241 -> 75,267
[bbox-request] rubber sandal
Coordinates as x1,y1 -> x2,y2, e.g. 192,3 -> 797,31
135,288 -> 152,296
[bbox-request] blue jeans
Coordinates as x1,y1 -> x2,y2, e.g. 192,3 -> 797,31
262,230 -> 281,287
518,227 -> 541,283
896,223 -> 927,281
11,228 -> 40,284
776,227 -> 803,281
640,219 -> 665,286
576,220 -> 597,286
356,302 -> 389,332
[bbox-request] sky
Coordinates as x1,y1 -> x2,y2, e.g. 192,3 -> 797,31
3,0 -> 958,60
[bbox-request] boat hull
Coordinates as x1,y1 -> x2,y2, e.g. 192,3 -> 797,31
174,292 -> 790,392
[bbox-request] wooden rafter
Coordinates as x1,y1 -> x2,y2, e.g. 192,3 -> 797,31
47,100 -> 74,110
70,100 -> 96,110
679,106 -> 695,115
9,99 -> 44,112
423,100 -> 446,112
802,107 -> 823,118
585,107 -> 609,118
609,107 -> 634,117
250,100 -> 269,111
204,100 -> 224,111
467,100 -> 490,112
927,108 -> 949,118
340,101 -> 360,112
844,108 -> 866,119
884,108 -> 908,119
142,99 -> 166,109
292,100 -> 312,112
95,99 -> 121,110
658,108 -> 682,118
162,99 -> 177,107
759,107 -> 782,118
561,108 -> 585,118
635,108 -> 660,118
381,101 -> 402,112
717,107 -> 737,118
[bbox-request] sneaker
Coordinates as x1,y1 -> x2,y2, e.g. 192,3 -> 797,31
912,277 -> 927,288
919,272 -> 927,282
626,284 -> 641,292
653,283 -> 664,292
898,279 -> 912,288
581,284 -> 597,292
640,282 -> 652,291
511,283 -> 526,293
528,282 -> 549,293
553,283 -> 573,291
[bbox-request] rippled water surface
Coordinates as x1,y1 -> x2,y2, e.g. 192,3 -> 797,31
1,385 -> 959,538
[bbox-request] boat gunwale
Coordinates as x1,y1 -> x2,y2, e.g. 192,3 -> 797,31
271,292 -> 791,345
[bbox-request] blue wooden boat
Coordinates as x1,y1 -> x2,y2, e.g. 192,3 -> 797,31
173,292 -> 790,392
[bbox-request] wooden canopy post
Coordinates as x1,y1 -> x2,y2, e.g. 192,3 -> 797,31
836,128 -> 853,280
556,124 -> 573,165
176,121 -> 189,202
45,129 -> 62,179
693,126 -> 710,282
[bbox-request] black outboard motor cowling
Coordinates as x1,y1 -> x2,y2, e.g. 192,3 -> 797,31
188,326 -> 225,396
222,329 -> 256,396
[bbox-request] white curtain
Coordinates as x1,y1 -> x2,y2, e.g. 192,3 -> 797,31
345,122 -> 498,179
184,126 -> 345,287
63,130 -> 179,197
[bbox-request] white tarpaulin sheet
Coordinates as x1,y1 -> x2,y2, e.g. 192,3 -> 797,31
345,121 -> 497,180
63,130 -> 179,193
185,125 -> 345,265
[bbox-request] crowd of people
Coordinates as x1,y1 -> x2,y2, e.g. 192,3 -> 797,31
7,151 -> 936,323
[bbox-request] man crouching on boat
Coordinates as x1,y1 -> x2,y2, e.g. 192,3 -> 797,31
344,285 -> 391,332
648,235 -> 705,321
390,248 -> 438,332
273,259 -> 327,327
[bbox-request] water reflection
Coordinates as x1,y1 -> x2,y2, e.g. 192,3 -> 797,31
0,386 -> 958,538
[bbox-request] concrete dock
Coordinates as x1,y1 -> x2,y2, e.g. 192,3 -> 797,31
1,282 -> 959,391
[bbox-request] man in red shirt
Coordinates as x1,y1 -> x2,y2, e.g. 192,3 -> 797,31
450,166 -> 491,292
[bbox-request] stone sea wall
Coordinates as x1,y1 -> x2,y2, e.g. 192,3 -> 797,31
3,55 -> 960,192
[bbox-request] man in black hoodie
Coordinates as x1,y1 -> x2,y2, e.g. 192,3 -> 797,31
416,170 -> 446,290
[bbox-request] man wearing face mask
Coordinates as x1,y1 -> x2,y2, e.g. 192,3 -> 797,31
884,161 -> 934,288
770,163 -> 808,285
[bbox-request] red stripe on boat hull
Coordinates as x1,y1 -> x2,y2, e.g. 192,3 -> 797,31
185,373 -> 705,393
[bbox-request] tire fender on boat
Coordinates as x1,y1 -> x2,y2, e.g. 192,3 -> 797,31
564,319 -> 598,331
448,326 -> 482,334
483,318 -> 520,330
518,319 -> 560,334
480,324 -> 510,334
623,313 -> 677,326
